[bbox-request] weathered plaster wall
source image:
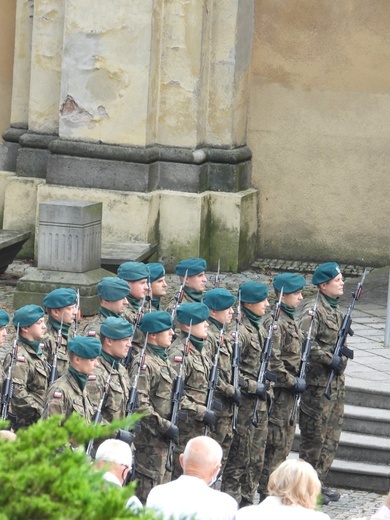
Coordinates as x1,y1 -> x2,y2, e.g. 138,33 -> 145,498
249,0 -> 390,266
0,0 -> 16,139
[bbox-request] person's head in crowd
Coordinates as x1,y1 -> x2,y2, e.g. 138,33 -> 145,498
148,263 -> 168,300
176,303 -> 210,340
95,438 -> 133,487
175,258 -> 207,295
203,288 -> 236,326
180,436 -> 222,486
68,336 -> 101,375
13,305 -> 46,341
100,317 -> 133,361
0,430 -> 16,442
117,262 -> 150,301
273,273 -> 306,310
43,288 -> 78,325
97,277 -> 130,315
312,262 -> 344,300
239,281 -> 269,318
139,311 -> 174,349
268,459 -> 321,510
0,310 -> 10,347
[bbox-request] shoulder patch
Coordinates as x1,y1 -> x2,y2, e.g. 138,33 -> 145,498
54,392 -> 62,398
140,363 -> 147,371
88,375 -> 97,381
17,356 -> 25,362
39,342 -> 45,349
87,331 -> 96,337
174,356 -> 183,363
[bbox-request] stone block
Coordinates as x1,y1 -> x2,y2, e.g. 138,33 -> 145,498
0,142 -> 19,172
37,199 -> 102,273
16,147 -> 50,178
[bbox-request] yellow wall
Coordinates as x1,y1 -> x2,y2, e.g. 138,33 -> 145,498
0,0 -> 16,140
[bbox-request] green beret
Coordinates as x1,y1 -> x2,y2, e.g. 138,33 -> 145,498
139,311 -> 173,334
176,303 -> 210,325
68,336 -> 101,359
98,277 -> 130,301
13,305 -> 45,328
0,310 -> 10,328
175,257 -> 207,277
203,288 -> 236,311
43,288 -> 77,309
312,262 -> 342,285
148,263 -> 165,282
100,317 -> 134,340
239,281 -> 269,303
273,274 -> 306,294
117,261 -> 150,282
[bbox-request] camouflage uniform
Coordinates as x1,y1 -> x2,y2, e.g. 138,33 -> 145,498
258,308 -> 302,495
222,314 -> 270,505
42,370 -> 95,422
4,339 -> 48,429
129,346 -> 178,503
167,332 -> 211,479
82,313 -> 105,340
204,321 -> 235,470
123,301 -> 146,350
43,319 -> 74,380
298,292 -> 345,483
87,354 -> 130,422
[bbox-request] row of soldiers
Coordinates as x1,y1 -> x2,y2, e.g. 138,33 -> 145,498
0,258 -> 348,506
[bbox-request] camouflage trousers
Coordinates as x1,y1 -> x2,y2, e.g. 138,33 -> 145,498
210,402 -> 234,472
222,394 -> 268,506
299,378 -> 345,482
134,436 -> 171,503
258,387 -> 297,495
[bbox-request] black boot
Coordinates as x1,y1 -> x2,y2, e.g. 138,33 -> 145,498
321,487 -> 340,502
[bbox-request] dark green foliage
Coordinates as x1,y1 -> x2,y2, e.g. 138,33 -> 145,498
0,414 -> 158,520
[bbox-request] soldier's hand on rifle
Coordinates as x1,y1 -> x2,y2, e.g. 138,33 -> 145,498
232,388 -> 242,406
255,382 -> 267,401
203,410 -> 217,431
293,377 -> 307,394
165,423 -> 179,443
116,429 -> 134,446
329,354 -> 344,375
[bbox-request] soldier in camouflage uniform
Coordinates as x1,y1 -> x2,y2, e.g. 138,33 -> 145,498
83,277 -> 130,340
148,263 -> 168,311
42,335 -> 101,423
203,288 -> 239,470
222,281 -> 270,507
167,302 -> 216,479
258,273 -> 306,499
298,262 -> 345,504
87,317 -> 133,422
0,310 -> 10,389
4,305 -> 48,429
117,261 -> 150,349
42,288 -> 77,381
129,311 -> 178,503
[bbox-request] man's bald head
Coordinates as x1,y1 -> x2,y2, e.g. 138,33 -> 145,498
181,436 -> 222,480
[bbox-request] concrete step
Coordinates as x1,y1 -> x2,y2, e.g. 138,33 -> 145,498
345,383 -> 390,410
343,404 -> 390,436
293,430 -> 390,465
0,230 -> 31,274
101,241 -> 158,273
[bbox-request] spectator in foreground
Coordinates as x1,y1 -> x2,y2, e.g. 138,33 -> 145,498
146,436 -> 238,520
351,491 -> 390,520
235,458 -> 331,520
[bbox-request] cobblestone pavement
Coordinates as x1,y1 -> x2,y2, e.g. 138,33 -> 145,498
0,258 -> 388,519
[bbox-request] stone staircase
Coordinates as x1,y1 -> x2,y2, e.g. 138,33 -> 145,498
292,385 -> 390,493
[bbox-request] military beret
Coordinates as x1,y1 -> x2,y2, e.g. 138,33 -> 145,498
117,261 -> 150,282
148,263 -> 165,282
0,310 -> 10,328
175,257 -> 207,277
239,281 -> 269,303
273,273 -> 306,294
98,277 -> 130,301
68,336 -> 101,359
43,288 -> 77,309
139,311 -> 173,334
203,288 -> 236,311
312,262 -> 342,285
176,302 -> 210,325
100,317 -> 134,340
13,305 -> 45,328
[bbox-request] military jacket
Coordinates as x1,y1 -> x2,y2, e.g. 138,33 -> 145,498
43,371 -> 94,422
262,309 -> 302,389
298,292 -> 344,387
4,340 -> 48,428
123,302 -> 146,349
165,289 -> 202,316
82,314 -> 105,340
168,332 -> 210,420
87,355 -> 130,422
42,321 -> 73,380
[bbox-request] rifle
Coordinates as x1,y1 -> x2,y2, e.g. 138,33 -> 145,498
214,259 -> 221,289
49,314 -> 63,385
1,324 -> 19,422
251,289 -> 283,427
126,333 -> 149,417
122,295 -> 146,369
204,324 -> 225,436
289,291 -> 319,426
86,361 -> 115,457
74,289 -> 80,336
232,291 -> 241,433
324,269 -> 368,400
165,321 -> 192,471
146,276 -> 152,313
171,269 -> 189,319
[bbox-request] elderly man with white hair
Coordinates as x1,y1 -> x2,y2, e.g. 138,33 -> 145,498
95,439 -> 142,511
146,436 -> 238,520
